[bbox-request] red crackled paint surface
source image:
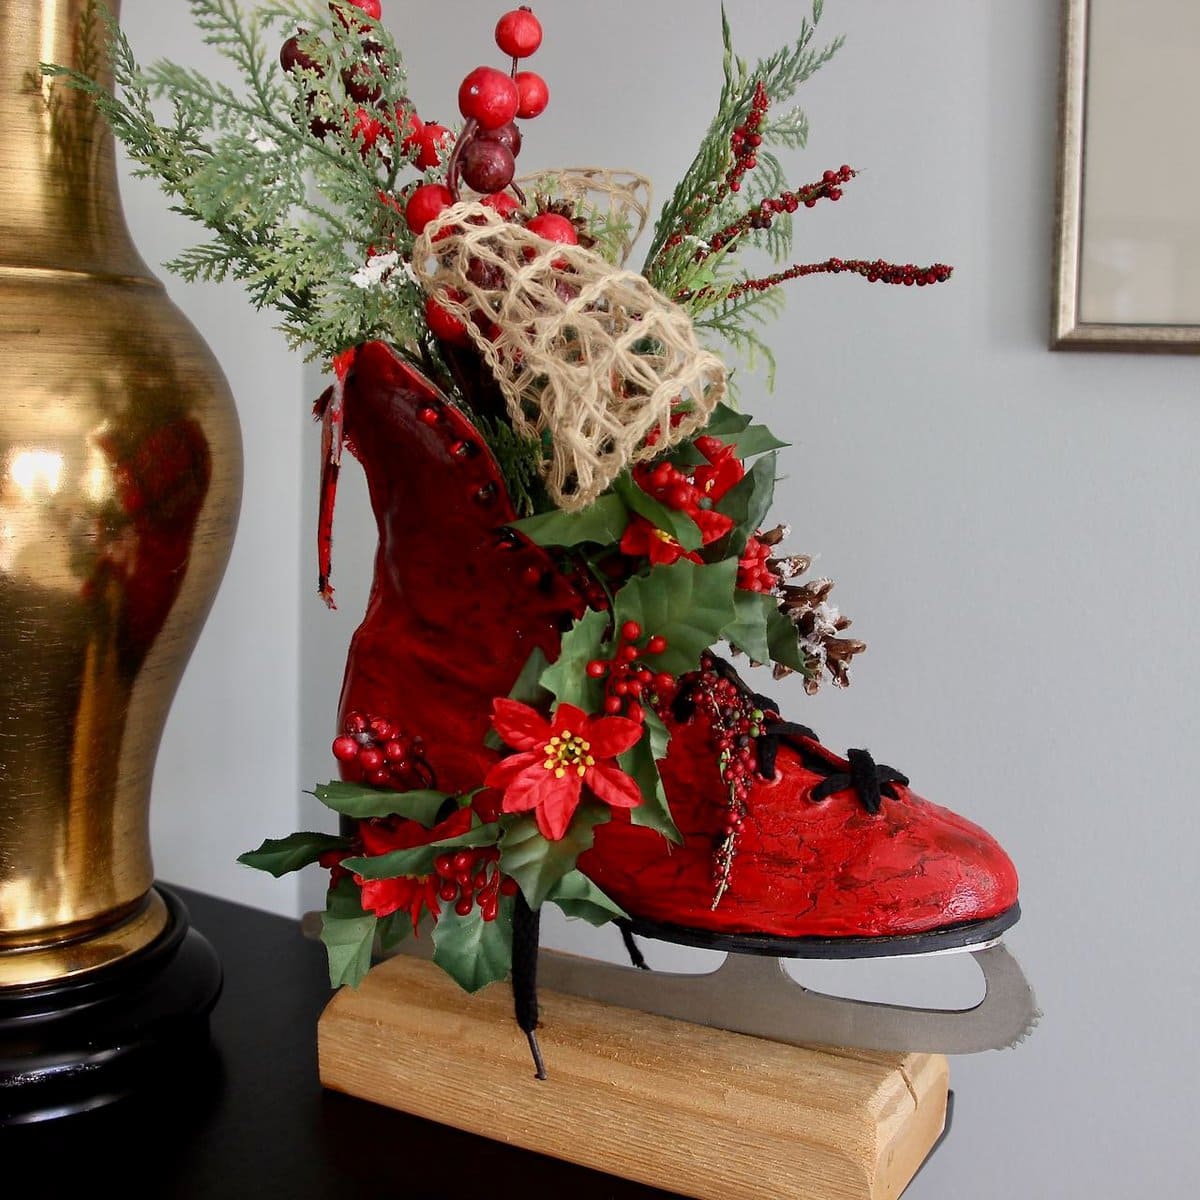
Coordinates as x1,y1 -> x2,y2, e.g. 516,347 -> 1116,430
335,341 -> 584,795
334,340 -> 1018,939
580,712 -> 1019,938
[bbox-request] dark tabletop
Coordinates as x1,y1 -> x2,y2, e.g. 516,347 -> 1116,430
5,885 -> 680,1200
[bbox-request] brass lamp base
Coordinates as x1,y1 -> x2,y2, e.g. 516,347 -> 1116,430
0,885 -> 222,1125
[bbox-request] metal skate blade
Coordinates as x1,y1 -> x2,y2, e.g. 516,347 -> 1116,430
534,942 -> 1040,1055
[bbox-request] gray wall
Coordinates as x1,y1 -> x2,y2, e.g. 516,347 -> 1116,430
120,2 -> 1198,1196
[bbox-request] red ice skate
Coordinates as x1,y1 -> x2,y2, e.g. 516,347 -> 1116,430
310,341 -> 1037,1058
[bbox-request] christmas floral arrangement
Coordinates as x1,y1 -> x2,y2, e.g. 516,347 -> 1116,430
56,0 -> 1011,1049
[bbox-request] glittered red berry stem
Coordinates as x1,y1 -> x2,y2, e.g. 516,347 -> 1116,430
681,257 -> 954,304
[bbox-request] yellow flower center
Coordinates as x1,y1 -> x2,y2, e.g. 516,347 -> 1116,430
542,731 -> 596,779
653,529 -> 678,545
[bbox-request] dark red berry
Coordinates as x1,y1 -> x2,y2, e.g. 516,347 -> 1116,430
280,35 -> 319,75
332,735 -> 359,762
460,137 -> 516,194
454,895 -> 474,917
478,120 -> 522,159
458,66 -> 519,130
358,747 -> 383,771
342,60 -> 381,102
620,620 -> 641,642
646,635 -> 668,655
495,8 -> 543,58
513,70 -> 549,119
586,660 -> 608,678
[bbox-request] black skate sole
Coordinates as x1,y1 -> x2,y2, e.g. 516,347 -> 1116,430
626,902 -> 1022,961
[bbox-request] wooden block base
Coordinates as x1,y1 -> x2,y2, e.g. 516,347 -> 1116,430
318,955 -> 949,1200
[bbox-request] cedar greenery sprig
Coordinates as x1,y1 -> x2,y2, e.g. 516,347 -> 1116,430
42,0 -> 431,363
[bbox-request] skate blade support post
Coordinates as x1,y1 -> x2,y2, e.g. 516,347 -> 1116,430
314,928 -> 1039,1199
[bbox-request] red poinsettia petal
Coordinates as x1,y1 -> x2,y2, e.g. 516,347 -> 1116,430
484,750 -> 543,789
694,507 -> 735,545
491,697 -> 551,751
497,761 -> 557,814
359,876 -> 412,919
534,773 -> 584,840
580,713 -> 643,758
550,703 -> 588,735
586,762 -> 643,810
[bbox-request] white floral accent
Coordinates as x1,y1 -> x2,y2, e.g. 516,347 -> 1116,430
350,251 -> 401,289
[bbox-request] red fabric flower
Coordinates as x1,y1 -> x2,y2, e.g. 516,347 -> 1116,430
485,700 -> 643,840
692,436 -> 745,502
619,515 -> 702,565
353,806 -> 473,927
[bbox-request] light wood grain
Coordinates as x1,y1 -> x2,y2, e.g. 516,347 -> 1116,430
318,956 -> 948,1200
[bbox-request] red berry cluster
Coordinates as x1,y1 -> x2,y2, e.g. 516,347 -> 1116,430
708,257 -> 953,305
725,81 -> 771,195
332,711 -> 435,789
687,655 -> 772,903
279,3 -> 452,169
432,845 -> 518,922
586,621 -> 675,724
737,534 -> 776,593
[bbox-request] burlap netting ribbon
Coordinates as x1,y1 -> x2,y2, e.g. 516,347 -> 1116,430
413,198 -> 726,511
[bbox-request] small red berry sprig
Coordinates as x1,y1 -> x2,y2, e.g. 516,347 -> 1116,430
687,654 -> 772,908
586,621 -> 676,725
433,845 -> 518,922
695,256 -> 954,305
332,710 -> 435,790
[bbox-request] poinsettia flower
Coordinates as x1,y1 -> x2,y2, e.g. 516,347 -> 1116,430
619,514 -> 702,565
693,436 -> 745,502
353,806 -> 473,928
485,699 -> 643,840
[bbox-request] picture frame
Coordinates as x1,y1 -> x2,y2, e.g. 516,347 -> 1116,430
1051,0 -> 1200,352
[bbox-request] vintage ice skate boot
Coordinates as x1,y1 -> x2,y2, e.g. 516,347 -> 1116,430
260,337 -> 1037,1063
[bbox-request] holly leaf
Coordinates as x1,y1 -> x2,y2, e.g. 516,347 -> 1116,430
731,423 -> 789,459
375,911 -> 413,953
715,451 -> 777,556
765,601 -> 809,673
723,589 -> 774,663
499,803 -> 610,909
613,472 -> 703,551
672,403 -> 788,464
546,870 -> 627,926
320,897 -> 377,989
613,558 -> 738,676
237,831 -> 348,878
432,892 -> 515,992
325,874 -> 368,918
486,646 -> 553,750
511,494 -> 630,547
539,607 -> 609,712
310,782 -> 453,825
343,822 -> 501,881
620,707 -> 681,843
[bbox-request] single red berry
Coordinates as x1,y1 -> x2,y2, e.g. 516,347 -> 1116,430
454,895 -> 475,917
394,103 -> 424,153
434,853 -> 454,877
330,0 -> 381,31
458,66 -> 519,130
603,695 -> 623,715
513,70 -> 549,119
405,183 -> 453,234
351,106 -> 384,151
425,292 -> 470,344
653,672 -> 675,695
495,8 -> 543,58
481,190 -> 521,217
586,660 -> 608,678
499,877 -> 519,897
620,620 -> 642,643
332,735 -> 359,762
479,120 -> 522,159
439,882 -> 458,902
367,768 -> 390,786
625,701 -> 644,723
358,747 -> 383,772
280,35 -> 320,75
413,121 -> 451,168
342,61 -> 381,103
646,634 -> 668,655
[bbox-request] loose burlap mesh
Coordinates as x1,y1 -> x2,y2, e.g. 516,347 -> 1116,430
414,201 -> 726,512
516,168 -> 653,267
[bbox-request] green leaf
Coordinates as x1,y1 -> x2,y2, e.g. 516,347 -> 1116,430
546,871 -> 627,926
732,423 -> 790,459
375,911 -> 412,953
511,494 -> 630,547
320,910 -> 377,988
613,558 -> 739,676
310,781 -> 452,824
613,472 -> 703,552
343,823 -> 500,881
621,707 -> 681,843
723,589 -> 774,663
539,607 -> 609,712
715,452 -> 777,555
432,893 -> 514,992
237,831 -> 348,878
499,804 -> 610,909
672,403 -> 788,465
766,601 -> 809,673
486,646 -> 553,750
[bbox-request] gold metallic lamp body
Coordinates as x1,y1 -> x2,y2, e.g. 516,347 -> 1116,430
0,0 -> 242,988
